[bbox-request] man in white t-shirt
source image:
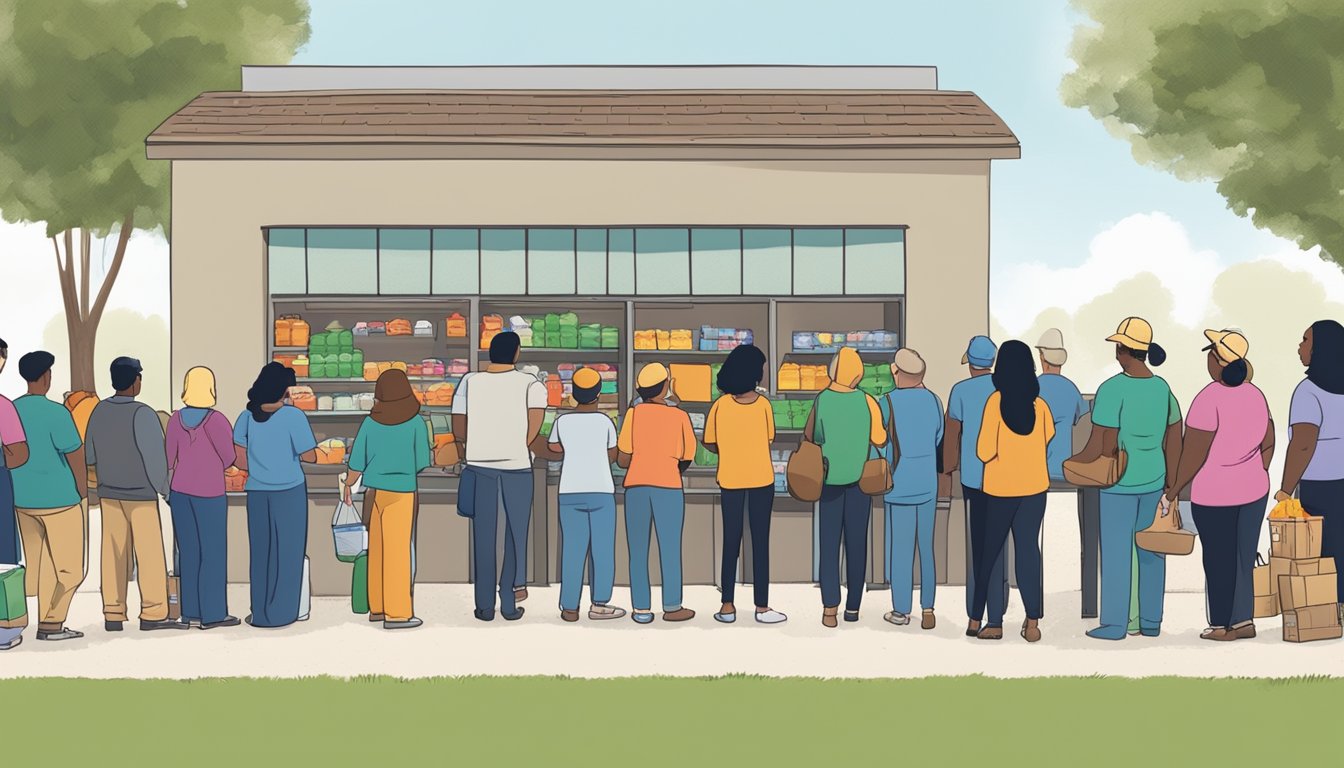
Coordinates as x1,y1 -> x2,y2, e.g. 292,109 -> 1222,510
451,331 -> 547,621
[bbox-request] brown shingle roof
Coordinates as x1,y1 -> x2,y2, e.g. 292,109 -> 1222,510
147,90 -> 1019,159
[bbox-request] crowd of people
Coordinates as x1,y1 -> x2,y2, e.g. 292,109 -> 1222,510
2,316 -> 1343,650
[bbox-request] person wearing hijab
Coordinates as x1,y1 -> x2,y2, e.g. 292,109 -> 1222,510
343,370 -> 431,630
809,347 -> 887,627
234,362 -> 317,628
165,367 -> 239,629
1278,320 -> 1344,610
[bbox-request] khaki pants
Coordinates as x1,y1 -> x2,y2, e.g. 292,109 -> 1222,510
100,499 -> 170,623
16,504 -> 88,633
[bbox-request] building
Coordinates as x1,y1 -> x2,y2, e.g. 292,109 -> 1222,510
147,65 -> 1020,594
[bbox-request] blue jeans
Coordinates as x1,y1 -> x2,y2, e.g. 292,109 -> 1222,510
246,484 -> 308,628
1099,489 -> 1166,633
558,493 -> 617,611
169,492 -> 230,624
625,487 -> 685,612
819,483 -> 870,612
0,465 -> 17,564
1191,496 -> 1266,628
464,466 -> 532,616
964,486 -> 1007,621
886,501 -> 937,614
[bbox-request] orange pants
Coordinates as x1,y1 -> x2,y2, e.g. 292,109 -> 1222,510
368,490 -> 415,622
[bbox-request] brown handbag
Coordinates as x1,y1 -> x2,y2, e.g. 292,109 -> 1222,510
1062,450 -> 1128,488
787,397 -> 826,502
859,393 -> 895,496
1136,499 -> 1195,556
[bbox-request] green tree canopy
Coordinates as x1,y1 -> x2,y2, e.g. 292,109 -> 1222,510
1061,0 -> 1344,265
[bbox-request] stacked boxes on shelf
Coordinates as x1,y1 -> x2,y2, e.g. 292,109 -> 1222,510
777,362 -> 830,392
791,329 -> 899,353
634,328 -> 692,350
546,364 -> 620,408
1267,515 -> 1342,642
503,314 -> 620,350
699,326 -> 753,352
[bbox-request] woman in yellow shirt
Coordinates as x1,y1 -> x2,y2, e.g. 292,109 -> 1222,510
973,340 -> 1054,642
704,345 -> 786,625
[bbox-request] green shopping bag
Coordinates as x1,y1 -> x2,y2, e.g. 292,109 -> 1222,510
351,554 -> 369,615
1,565 -> 27,628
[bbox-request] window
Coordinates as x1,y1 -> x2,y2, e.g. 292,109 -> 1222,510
793,228 -> 844,295
480,229 -> 526,294
635,228 -> 690,295
691,228 -> 741,295
379,229 -> 430,295
608,229 -> 635,295
577,228 -> 607,295
845,228 -> 905,295
267,228 -> 306,294
527,228 -> 576,294
307,228 -> 377,294
432,228 -> 479,294
742,229 -> 791,296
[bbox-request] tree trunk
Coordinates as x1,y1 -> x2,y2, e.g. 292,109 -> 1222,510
66,315 -> 98,395
51,214 -> 134,395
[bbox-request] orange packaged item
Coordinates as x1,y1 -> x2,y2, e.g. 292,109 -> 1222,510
778,363 -> 801,391
289,386 -> 317,411
315,438 -> 347,465
290,319 -> 310,347
363,362 -> 379,381
656,330 -> 671,351
670,330 -> 694,351
634,330 -> 657,350
273,354 -> 299,369
547,377 -> 564,408
446,313 -> 468,338
387,318 -> 413,337
292,355 -> 310,378
224,467 -> 248,493
670,363 -> 712,403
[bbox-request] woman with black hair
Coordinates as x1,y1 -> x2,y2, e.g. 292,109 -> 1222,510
704,344 -> 786,625
1073,317 -> 1184,641
1162,330 -> 1274,641
1278,320 -> 1344,611
972,340 -> 1054,641
233,362 -> 318,628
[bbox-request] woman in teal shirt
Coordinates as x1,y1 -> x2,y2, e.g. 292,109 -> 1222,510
1071,318 -> 1183,641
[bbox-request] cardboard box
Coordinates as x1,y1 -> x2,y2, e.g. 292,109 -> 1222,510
1288,557 -> 1336,577
1278,573 -> 1339,612
1270,517 -> 1324,559
1253,593 -> 1280,619
1283,604 -> 1343,643
1269,557 -> 1294,591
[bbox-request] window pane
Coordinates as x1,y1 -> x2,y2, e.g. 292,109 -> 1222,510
432,229 -> 479,294
527,228 -> 575,295
608,228 -> 634,295
742,229 -> 791,296
844,228 -> 905,295
267,228 -> 306,294
308,228 -> 377,294
792,228 -> 843,295
379,229 -> 430,295
635,228 -> 690,295
481,229 -> 526,294
691,229 -> 741,295
577,228 -> 607,295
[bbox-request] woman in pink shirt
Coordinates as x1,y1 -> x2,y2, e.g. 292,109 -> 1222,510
1161,330 -> 1274,641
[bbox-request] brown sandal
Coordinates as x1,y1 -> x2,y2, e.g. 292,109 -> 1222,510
1021,619 -> 1041,643
561,609 -> 580,623
822,606 -> 839,629
976,625 -> 1003,640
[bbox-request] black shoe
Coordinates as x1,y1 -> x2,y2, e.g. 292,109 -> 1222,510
202,616 -> 242,630
36,628 -> 84,641
105,620 -> 124,632
245,614 -> 254,626
503,607 -> 526,621
141,619 -> 190,631
843,610 -> 860,623
474,609 -> 495,622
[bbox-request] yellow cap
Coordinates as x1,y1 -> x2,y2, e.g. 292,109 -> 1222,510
572,367 -> 601,390
636,362 -> 670,389
1203,329 -> 1249,364
1106,317 -> 1154,351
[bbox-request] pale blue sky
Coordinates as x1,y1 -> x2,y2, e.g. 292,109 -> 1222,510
294,0 -> 1289,275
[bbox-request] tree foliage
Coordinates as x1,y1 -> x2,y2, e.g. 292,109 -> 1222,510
1061,0 -> 1344,265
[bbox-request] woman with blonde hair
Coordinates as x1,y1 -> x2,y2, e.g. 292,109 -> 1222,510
165,366 -> 239,629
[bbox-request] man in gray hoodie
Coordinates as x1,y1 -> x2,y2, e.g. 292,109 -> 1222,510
85,357 -> 185,631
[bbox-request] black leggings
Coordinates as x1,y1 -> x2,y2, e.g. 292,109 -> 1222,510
819,483 -> 871,612
1300,479 -> 1344,604
973,493 -> 1047,626
720,486 -> 774,607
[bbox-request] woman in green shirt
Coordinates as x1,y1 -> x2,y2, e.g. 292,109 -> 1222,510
343,370 -> 431,630
808,348 -> 887,627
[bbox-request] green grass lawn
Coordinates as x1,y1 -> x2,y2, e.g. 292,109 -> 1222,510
1,675 -> 1332,763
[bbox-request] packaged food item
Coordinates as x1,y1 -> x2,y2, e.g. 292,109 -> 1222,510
353,322 -> 370,337
355,392 -> 375,411
480,314 -> 505,349
317,395 -> 334,411
289,386 -> 317,411
274,316 -> 294,347
547,376 -> 564,408
363,362 -> 379,381
337,352 -> 354,379
413,320 -> 434,338
656,330 -> 671,350
446,313 -> 468,338
309,332 -> 329,356
601,326 -> 620,349
579,324 -> 602,349
670,329 -> 693,350
293,355 -> 310,378
290,318 -> 310,347
315,438 -> 347,465
368,321 -> 386,336
333,394 -> 356,412
778,363 -> 802,391
634,330 -> 657,350
670,364 -> 712,403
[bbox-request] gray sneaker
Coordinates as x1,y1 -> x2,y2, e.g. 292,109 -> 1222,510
588,604 -> 627,621
884,611 -> 911,626
384,618 -> 423,630
0,635 -> 21,651
754,609 -> 788,624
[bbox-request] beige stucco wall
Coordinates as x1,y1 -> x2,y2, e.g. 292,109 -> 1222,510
170,159 -> 990,417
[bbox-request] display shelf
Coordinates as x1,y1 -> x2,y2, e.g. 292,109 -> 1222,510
786,348 -> 898,356
303,410 -> 372,418
296,376 -> 462,384
481,348 -> 622,357
633,348 -> 737,356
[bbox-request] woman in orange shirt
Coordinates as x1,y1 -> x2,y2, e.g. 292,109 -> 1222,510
973,340 -> 1054,642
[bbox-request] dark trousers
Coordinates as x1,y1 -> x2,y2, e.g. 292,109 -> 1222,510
0,465 -> 17,564
170,491 -> 230,625
974,493 -> 1046,625
819,483 -> 870,612
721,485 -> 773,608
245,484 -> 308,628
964,486 -> 1008,621
1300,480 -> 1344,605
465,466 -> 532,617
1191,496 -> 1266,628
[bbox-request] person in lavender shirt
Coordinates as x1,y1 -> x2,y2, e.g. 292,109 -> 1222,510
166,367 -> 240,629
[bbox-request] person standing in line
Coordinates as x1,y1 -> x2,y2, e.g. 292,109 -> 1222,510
879,348 -> 943,630
530,368 -> 627,623
451,331 -> 547,622
343,369 -> 431,630
617,363 -> 698,625
1162,331 -> 1273,641
85,357 -> 185,632
704,344 -> 787,625
1072,317 -> 1183,641
11,352 -> 87,641
1276,320 -> 1344,616
234,362 -> 317,628
812,347 -> 887,628
1035,329 -> 1089,482
165,366 -> 240,630
943,336 -> 1009,637
0,338 -> 29,652
973,340 -> 1054,642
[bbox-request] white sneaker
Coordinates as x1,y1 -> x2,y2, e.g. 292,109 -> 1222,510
754,609 -> 788,624
884,611 -> 911,626
714,611 -> 737,624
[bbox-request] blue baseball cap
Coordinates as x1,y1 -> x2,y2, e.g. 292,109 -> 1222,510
961,336 -> 997,369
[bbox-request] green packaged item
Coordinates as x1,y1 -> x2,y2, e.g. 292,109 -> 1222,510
545,331 -> 561,349
352,349 -> 364,370
578,324 -> 602,349
337,352 -> 354,379
309,333 -> 329,355
544,313 -> 561,333
351,554 -> 369,615
1,565 -> 26,625
558,312 -> 579,329
337,330 -> 354,352
324,361 -> 340,379
601,326 -> 620,349
600,381 -> 618,395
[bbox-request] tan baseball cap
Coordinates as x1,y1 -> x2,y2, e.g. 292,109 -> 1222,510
1203,329 -> 1249,364
892,348 -> 926,376
1106,317 -> 1153,351
636,362 -> 670,389
1035,328 -> 1068,366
